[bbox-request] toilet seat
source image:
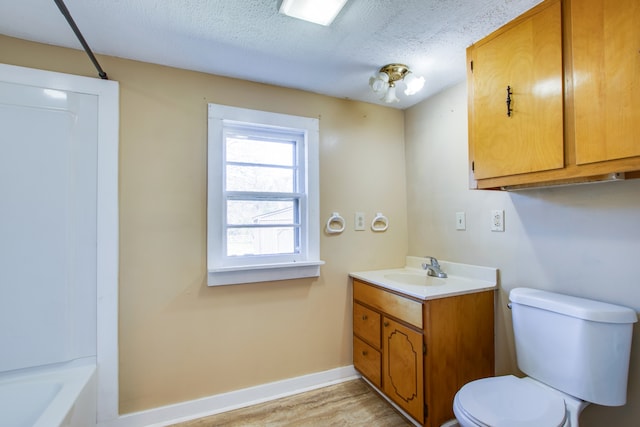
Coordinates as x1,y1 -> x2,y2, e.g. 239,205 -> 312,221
455,375 -> 567,427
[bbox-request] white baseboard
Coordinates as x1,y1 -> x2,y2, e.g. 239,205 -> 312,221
98,365 -> 359,427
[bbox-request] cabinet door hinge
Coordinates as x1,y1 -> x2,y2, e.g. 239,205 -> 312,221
472,161 -> 475,172
423,343 -> 426,355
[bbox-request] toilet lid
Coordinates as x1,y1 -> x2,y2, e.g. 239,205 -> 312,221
457,375 -> 566,427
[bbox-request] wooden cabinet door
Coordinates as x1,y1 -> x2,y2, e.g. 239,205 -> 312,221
571,0 -> 640,164
383,317 -> 424,423
469,0 -> 564,179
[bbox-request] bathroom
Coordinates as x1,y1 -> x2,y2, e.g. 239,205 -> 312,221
2,4 -> 640,427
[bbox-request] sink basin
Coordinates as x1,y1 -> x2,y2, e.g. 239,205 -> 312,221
350,257 -> 497,300
383,272 -> 445,287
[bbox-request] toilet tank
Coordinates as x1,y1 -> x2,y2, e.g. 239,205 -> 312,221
509,287 -> 638,406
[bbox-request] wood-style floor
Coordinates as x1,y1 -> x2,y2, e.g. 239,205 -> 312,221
169,379 -> 413,427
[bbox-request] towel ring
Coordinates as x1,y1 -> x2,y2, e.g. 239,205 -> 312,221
326,212 -> 345,234
371,213 -> 389,232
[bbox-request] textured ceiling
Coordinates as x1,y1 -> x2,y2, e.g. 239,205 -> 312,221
0,0 -> 542,109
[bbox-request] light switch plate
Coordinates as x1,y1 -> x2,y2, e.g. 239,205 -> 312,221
354,212 -> 366,231
456,212 -> 466,230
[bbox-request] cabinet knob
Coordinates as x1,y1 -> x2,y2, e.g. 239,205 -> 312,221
362,350 -> 368,356
383,321 -> 389,327
362,314 -> 368,321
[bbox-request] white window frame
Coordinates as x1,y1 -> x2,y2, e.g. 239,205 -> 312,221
207,104 -> 323,286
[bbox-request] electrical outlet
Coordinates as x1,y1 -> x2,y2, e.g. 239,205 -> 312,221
456,212 -> 466,230
491,209 -> 505,232
354,212 -> 366,231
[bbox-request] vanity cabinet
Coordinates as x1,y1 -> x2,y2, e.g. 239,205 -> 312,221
352,279 -> 494,427
467,0 -> 640,189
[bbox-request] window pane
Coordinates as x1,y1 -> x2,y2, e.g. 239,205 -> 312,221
226,164 -> 294,192
227,200 -> 296,225
227,227 -> 297,256
226,137 -> 294,166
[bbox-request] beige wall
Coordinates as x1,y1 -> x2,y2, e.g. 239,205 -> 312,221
405,82 -> 640,427
1,35 -> 408,413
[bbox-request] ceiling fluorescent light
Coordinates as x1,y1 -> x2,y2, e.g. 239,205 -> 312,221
279,0 -> 348,26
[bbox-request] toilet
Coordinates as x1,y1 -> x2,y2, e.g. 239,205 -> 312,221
453,287 -> 638,427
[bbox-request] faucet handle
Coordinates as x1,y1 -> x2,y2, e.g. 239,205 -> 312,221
425,256 -> 440,267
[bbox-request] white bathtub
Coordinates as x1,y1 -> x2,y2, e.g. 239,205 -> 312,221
0,358 -> 96,427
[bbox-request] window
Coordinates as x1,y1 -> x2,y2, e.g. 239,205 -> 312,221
207,104 -> 323,285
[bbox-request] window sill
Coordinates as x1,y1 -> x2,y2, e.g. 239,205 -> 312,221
207,260 -> 325,286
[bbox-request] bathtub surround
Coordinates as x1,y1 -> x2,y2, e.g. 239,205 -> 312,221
0,62 -> 119,425
0,70 -> 98,372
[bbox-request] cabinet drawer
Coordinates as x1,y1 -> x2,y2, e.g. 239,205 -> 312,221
353,280 -> 422,328
353,336 -> 381,388
353,302 -> 380,348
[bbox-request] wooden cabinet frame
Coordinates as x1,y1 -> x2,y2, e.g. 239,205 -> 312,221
467,0 -> 640,190
353,279 -> 494,427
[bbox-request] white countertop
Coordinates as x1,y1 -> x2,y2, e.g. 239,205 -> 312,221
350,256 -> 497,300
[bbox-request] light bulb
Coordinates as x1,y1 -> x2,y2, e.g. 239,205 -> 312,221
404,72 -> 425,95
382,85 -> 399,103
369,76 -> 389,93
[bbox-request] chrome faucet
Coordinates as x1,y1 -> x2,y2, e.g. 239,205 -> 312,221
422,256 -> 447,278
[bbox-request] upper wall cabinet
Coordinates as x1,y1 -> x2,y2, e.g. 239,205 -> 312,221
467,0 -> 640,190
571,0 -> 640,165
468,0 -> 563,181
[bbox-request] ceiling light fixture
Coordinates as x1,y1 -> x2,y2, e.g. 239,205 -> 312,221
369,64 -> 425,103
279,0 -> 348,26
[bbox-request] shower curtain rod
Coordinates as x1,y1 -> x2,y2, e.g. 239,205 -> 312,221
53,0 -> 108,80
